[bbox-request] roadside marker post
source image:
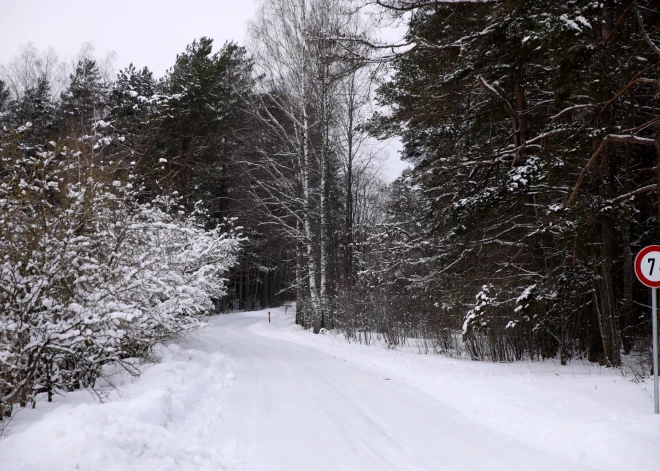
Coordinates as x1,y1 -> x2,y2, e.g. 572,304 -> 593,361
269,311 -> 271,324
634,245 -> 660,414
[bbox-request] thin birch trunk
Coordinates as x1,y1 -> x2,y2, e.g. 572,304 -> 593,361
300,0 -> 323,332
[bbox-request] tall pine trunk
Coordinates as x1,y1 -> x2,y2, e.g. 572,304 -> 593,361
597,151 -> 621,366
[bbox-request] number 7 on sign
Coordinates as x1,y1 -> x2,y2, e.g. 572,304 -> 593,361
637,248 -> 660,286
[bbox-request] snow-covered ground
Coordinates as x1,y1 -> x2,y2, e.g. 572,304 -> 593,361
253,307 -> 660,471
1,306 -> 659,470
0,329 -> 235,471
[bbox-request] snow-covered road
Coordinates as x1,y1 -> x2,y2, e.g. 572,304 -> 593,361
2,308 -> 658,471
207,311 -> 585,471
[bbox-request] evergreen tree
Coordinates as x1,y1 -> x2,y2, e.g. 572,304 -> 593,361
59,58 -> 107,134
108,64 -> 158,136
10,76 -> 57,144
155,38 -> 254,221
362,0 -> 660,364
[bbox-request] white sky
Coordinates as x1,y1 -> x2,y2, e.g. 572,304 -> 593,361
0,0 -> 256,77
0,0 -> 407,179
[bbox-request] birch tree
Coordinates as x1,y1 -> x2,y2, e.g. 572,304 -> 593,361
248,0 -> 323,330
247,0 -> 377,331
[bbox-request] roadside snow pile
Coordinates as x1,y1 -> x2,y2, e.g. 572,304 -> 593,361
0,340 -> 233,471
253,308 -> 660,471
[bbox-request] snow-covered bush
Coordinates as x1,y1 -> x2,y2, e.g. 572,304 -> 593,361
0,143 -> 240,412
462,285 -> 496,340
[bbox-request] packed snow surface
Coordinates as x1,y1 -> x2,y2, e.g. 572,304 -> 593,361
2,307 -> 659,470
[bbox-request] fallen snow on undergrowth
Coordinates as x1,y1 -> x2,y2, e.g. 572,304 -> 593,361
253,307 -> 660,471
0,332 -> 234,471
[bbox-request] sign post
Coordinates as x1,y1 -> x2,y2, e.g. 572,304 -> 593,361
653,287 -> 658,415
634,245 -> 660,414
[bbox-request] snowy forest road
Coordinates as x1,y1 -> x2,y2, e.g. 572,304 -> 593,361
205,311 -> 587,471
6,308 -> 647,471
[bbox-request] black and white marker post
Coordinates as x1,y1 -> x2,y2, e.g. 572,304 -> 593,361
634,245 -> 660,414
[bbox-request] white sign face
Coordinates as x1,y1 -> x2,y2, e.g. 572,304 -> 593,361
635,246 -> 660,288
640,252 -> 660,282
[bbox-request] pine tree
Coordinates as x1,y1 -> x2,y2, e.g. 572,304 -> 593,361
10,76 -> 57,144
361,0 -> 660,363
156,38 -> 254,221
59,59 -> 107,135
108,64 -> 157,136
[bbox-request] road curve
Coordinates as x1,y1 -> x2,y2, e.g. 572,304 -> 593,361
197,311 -> 584,471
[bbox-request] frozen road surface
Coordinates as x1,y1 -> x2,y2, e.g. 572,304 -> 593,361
2,308 -> 658,471
203,311 -> 586,471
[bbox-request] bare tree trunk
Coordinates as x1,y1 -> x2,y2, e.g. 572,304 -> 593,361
598,151 -> 621,366
303,151 -> 322,332
344,75 -> 355,284
592,3 -> 620,367
319,45 -> 330,331
656,128 -> 660,237
300,0 -> 323,332
513,69 -> 528,147
296,221 -> 305,326
622,156 -> 634,354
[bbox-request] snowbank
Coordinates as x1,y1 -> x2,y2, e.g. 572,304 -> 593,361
0,334 -> 233,471
253,307 -> 660,471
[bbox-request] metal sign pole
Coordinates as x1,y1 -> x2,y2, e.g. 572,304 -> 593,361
634,246 -> 660,414
654,287 -> 659,415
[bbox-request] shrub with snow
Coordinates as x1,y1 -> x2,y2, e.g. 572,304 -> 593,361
0,142 -> 241,414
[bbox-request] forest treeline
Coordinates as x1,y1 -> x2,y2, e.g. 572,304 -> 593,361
358,0 -> 660,368
2,0 -> 660,415
237,0 -> 660,370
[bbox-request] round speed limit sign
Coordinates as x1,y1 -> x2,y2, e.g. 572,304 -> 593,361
635,245 -> 660,288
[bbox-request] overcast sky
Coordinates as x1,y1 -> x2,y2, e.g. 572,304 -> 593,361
0,0 -> 407,179
0,0 -> 256,76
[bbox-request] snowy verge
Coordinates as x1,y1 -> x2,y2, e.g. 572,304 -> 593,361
252,307 -> 660,471
0,330 -> 234,471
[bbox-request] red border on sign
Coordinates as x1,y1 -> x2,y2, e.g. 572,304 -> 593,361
635,245 -> 660,288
